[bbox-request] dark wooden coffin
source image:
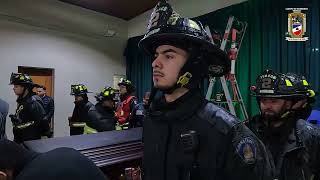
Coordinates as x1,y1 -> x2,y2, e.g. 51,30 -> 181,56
24,128 -> 143,179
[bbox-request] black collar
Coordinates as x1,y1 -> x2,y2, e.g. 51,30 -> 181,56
150,89 -> 205,122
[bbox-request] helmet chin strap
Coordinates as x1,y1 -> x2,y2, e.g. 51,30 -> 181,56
19,86 -> 30,99
281,98 -> 301,118
146,59 -> 199,110
161,71 -> 193,94
161,52 -> 206,95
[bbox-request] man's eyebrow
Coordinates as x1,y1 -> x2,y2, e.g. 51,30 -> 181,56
158,49 -> 178,54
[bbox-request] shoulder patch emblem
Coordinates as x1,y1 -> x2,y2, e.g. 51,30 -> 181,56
236,137 -> 256,164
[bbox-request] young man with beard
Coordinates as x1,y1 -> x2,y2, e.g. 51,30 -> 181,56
9,73 -> 45,143
68,84 -> 94,135
138,1 -> 273,179
247,69 -> 320,180
84,86 -> 117,134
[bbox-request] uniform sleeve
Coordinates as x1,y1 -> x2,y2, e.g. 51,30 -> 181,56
70,105 -> 84,122
130,103 -> 145,128
224,124 -> 273,180
30,100 -> 46,124
313,130 -> 320,177
128,97 -> 138,122
130,97 -> 138,113
45,97 -> 54,120
87,109 -> 115,132
29,99 -> 48,134
70,106 -> 77,122
0,100 -> 9,139
87,108 -> 101,130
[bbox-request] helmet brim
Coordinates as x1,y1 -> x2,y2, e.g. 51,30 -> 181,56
118,83 -> 135,89
9,82 -> 34,86
70,92 -> 92,96
118,82 -> 127,86
251,93 -> 307,98
139,33 -> 230,77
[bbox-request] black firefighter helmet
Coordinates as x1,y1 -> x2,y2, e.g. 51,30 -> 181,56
95,86 -> 118,102
118,78 -> 135,93
285,72 -> 317,102
138,0 -> 230,77
9,73 -> 34,87
251,69 -> 306,99
70,84 -> 91,96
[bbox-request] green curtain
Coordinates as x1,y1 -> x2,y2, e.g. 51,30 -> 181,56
125,0 -> 320,117
195,0 -> 320,118
124,36 -> 153,101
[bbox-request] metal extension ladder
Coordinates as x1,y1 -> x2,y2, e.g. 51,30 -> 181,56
205,16 -> 249,120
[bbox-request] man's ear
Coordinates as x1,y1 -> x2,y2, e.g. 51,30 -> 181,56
0,171 -> 7,180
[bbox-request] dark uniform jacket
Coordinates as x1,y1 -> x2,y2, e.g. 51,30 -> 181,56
41,95 -> 54,122
130,102 -> 146,128
70,100 -> 94,135
247,115 -> 320,180
87,103 -> 116,132
13,94 -> 45,143
143,90 -> 272,180
15,147 -> 108,180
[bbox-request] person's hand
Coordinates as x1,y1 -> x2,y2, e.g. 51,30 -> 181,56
43,116 -> 49,122
0,171 -> 8,180
9,114 -> 22,124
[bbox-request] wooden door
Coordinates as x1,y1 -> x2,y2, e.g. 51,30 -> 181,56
18,67 -> 53,96
30,75 -> 53,96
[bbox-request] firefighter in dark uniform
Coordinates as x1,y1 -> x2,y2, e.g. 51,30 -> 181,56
138,1 -> 273,179
130,91 -> 150,128
247,70 -> 320,180
68,84 -> 94,135
0,139 -> 108,180
9,73 -> 46,144
115,78 -> 138,130
84,86 -> 117,134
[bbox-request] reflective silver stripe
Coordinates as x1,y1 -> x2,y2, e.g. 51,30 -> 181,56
70,122 -> 86,127
15,121 -> 34,129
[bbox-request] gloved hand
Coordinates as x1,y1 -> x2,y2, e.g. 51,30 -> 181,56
9,114 -> 22,125
43,116 -> 49,122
